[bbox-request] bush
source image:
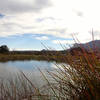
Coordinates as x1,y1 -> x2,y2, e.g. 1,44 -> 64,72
0,45 -> 9,53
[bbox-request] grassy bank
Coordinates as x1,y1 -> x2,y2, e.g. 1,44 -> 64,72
0,52 -> 67,62
0,53 -> 48,61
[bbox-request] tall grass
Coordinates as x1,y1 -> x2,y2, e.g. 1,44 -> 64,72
41,39 -> 100,100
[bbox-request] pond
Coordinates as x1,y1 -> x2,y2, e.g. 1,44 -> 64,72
0,60 -> 64,87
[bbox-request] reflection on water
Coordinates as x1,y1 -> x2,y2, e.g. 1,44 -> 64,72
0,60 -> 69,89
0,60 -> 58,73
0,60 -> 63,87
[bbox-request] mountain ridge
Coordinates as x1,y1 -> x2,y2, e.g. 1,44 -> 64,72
72,40 -> 100,50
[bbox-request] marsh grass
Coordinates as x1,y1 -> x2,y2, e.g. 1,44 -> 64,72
41,38 -> 100,100
36,36 -> 100,100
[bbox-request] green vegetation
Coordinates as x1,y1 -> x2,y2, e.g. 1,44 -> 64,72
0,53 -> 66,62
0,49 -> 67,62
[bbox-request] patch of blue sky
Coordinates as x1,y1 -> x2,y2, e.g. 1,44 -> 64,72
0,13 -> 5,18
0,33 -> 73,50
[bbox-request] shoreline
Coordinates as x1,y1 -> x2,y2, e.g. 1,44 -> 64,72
0,53 -> 66,62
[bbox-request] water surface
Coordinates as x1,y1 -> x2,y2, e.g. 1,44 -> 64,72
0,60 -> 61,87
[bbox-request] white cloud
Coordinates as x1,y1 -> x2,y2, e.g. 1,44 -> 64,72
0,0 -> 100,43
35,36 -> 49,40
52,40 -> 74,44
0,0 -> 52,14
11,48 -> 40,51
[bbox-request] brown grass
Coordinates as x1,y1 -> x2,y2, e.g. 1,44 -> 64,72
40,38 -> 100,100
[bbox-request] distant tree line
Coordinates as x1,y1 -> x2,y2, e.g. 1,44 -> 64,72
0,45 -> 9,53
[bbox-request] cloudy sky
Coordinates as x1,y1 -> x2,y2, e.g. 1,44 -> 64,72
0,0 -> 100,50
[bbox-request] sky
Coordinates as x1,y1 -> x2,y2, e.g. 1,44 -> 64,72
0,0 -> 100,50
